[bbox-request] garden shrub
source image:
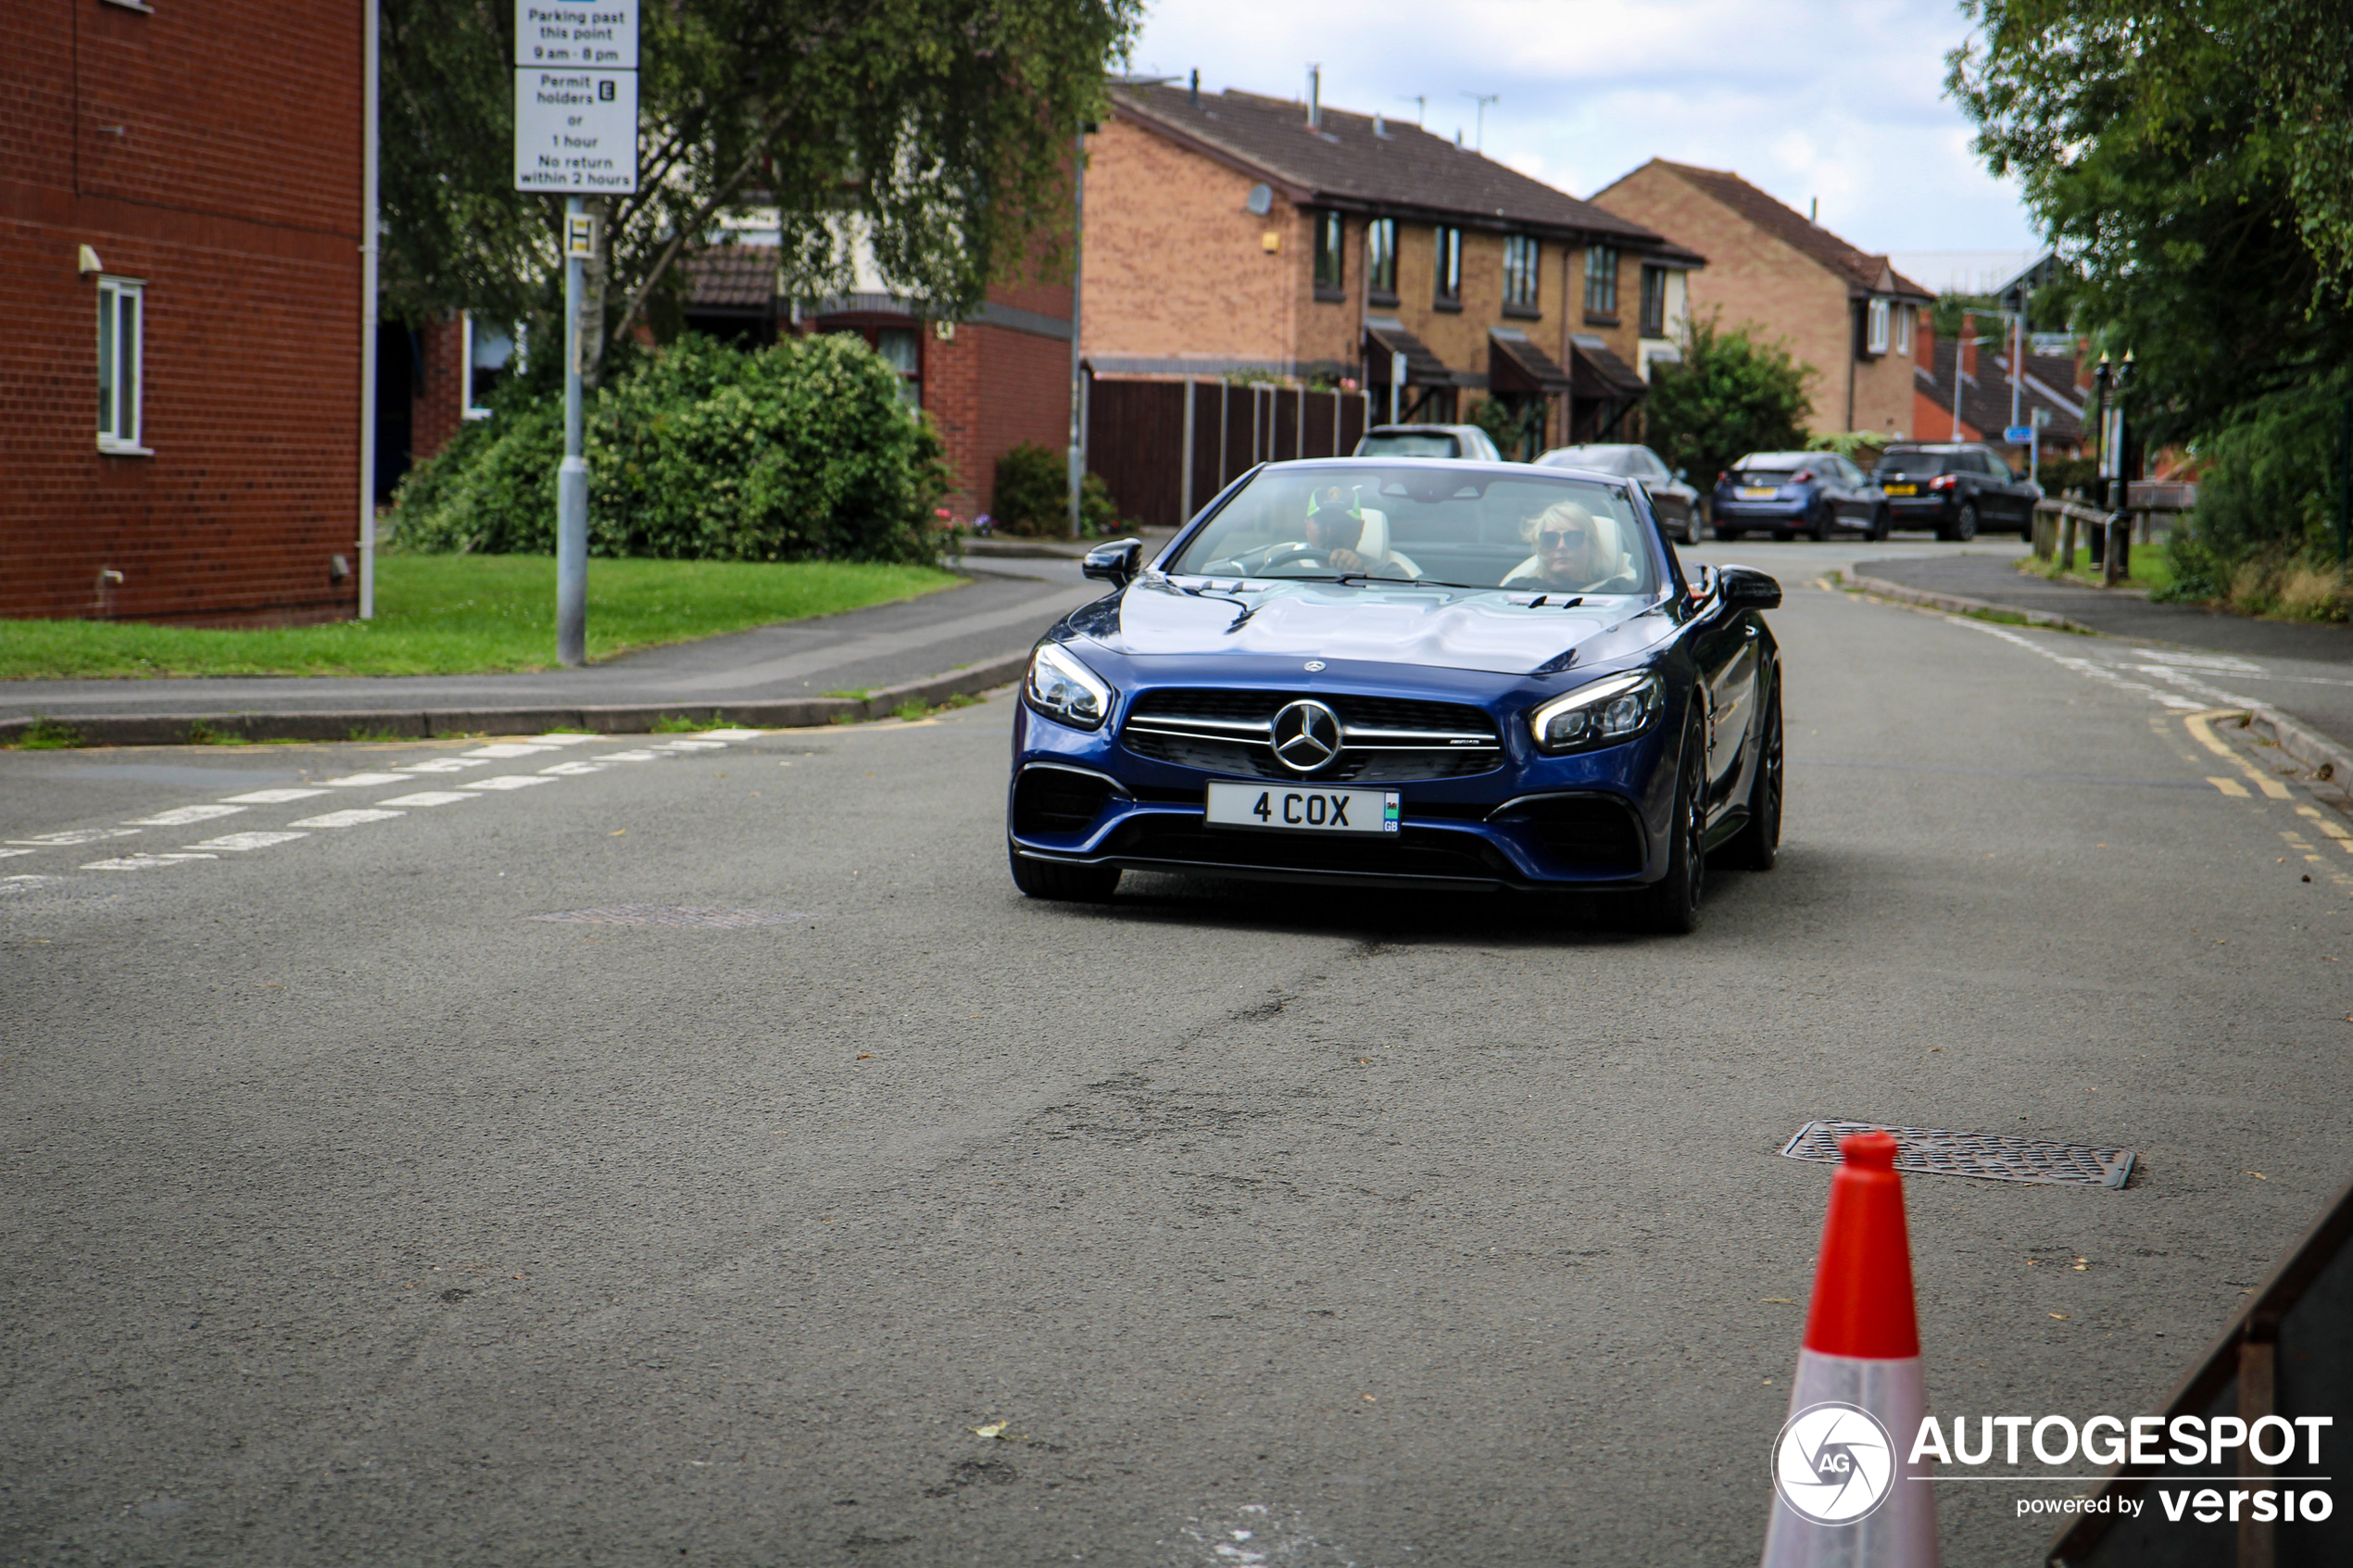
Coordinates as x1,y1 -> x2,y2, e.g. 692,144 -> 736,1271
390,332 -> 949,563
991,441 -> 1124,536
2157,367 -> 2351,620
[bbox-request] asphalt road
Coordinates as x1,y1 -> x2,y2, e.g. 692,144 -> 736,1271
5,568 -> 2350,1567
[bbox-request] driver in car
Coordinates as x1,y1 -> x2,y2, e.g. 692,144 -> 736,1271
1504,500 -> 1631,593
1304,486 -> 1420,578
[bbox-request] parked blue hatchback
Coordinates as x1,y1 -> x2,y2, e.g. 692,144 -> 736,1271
1004,458 -> 1785,933
1709,450 -> 1886,541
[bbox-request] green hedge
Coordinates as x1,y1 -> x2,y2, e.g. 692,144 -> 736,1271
990,440 -> 1123,537
391,333 -> 950,563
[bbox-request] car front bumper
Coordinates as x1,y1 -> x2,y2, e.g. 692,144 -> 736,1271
1006,659 -> 1680,893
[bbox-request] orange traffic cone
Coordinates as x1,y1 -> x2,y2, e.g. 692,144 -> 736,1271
1761,1129 -> 1939,1566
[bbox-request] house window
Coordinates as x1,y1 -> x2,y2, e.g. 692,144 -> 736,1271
1503,234 -> 1541,312
462,313 -> 518,419
1583,245 -> 1618,317
1896,303 -> 1913,356
1365,219 -> 1397,303
96,276 -> 145,453
1433,226 -> 1462,306
1639,265 -> 1667,336
1866,297 -> 1891,356
875,326 -> 922,408
1312,210 -> 1345,297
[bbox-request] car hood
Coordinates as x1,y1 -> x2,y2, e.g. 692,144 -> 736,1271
1073,576 -> 1680,676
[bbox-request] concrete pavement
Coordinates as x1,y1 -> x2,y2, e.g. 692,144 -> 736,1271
5,572 -> 2350,1564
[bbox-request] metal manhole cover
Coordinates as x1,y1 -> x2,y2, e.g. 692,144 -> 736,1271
526,906 -> 814,928
1781,1120 -> 2135,1188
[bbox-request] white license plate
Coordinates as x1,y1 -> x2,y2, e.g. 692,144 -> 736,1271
1206,781 -> 1399,835
1737,486 -> 1779,500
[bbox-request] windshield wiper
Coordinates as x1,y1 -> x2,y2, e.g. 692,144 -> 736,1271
1334,573 -> 1494,591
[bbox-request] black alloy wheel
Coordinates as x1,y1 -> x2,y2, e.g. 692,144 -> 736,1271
1942,500 -> 1980,543
1718,674 -> 1783,872
1008,843 -> 1120,902
1634,717 -> 1708,935
1868,506 -> 1891,542
1806,497 -> 1832,542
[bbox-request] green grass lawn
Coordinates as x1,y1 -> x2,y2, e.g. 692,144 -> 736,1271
0,555 -> 963,680
2021,540 -> 2176,595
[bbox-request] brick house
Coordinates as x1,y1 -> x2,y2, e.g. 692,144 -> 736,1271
1591,160 -> 1934,440
1080,81 -> 1704,454
1911,312 -> 2087,462
3,0 -> 367,626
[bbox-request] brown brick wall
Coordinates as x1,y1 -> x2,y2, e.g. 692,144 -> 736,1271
1594,164 -> 1894,439
925,320 -> 1074,521
409,315 -> 468,467
1,0 -> 364,626
1080,115 -> 1299,369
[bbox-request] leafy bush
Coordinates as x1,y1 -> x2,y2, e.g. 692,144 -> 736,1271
2035,456 -> 2100,498
1644,312 -> 1814,499
991,441 -> 1124,536
1473,395 -> 1543,461
2158,368 -> 2352,619
391,333 -> 948,563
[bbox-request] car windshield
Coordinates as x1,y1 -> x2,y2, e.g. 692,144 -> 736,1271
1357,432 -> 1460,458
1167,465 -> 1661,596
1874,450 -> 1956,477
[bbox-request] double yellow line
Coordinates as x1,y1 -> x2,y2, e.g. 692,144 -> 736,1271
2185,709 -> 2294,800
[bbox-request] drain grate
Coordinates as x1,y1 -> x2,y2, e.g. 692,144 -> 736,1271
1780,1121 -> 2135,1189
527,905 -> 814,929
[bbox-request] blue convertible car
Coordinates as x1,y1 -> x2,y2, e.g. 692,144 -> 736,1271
1005,458 -> 1783,932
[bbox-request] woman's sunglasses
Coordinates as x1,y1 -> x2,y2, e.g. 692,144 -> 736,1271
1537,529 -> 1587,548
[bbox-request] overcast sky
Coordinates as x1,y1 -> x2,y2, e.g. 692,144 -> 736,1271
1126,0 -> 2039,257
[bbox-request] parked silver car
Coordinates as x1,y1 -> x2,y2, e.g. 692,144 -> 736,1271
1353,423 -> 1503,462
1536,443 -> 1701,543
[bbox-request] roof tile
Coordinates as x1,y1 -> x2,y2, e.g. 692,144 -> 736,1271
1641,160 -> 1931,299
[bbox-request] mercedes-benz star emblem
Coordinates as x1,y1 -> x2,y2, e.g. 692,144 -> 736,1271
1303,660 -> 1326,671
1270,699 -> 1343,773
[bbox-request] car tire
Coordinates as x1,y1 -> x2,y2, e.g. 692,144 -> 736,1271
1940,500 -> 1980,543
1772,529 -> 1793,543
1713,525 -> 1743,542
1806,499 -> 1832,543
1868,506 -> 1890,543
1632,717 -> 1708,935
1718,674 -> 1782,872
1009,844 -> 1120,902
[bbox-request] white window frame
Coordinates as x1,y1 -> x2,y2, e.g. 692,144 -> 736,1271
461,311 -> 517,420
1895,303 -> 1913,356
1867,296 -> 1891,356
96,276 -> 149,455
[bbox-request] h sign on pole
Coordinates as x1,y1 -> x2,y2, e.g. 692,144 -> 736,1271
515,1 -> 638,665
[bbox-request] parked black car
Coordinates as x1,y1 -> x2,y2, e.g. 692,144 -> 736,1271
1709,451 -> 1886,542
1536,443 -> 1702,543
1872,444 -> 2040,539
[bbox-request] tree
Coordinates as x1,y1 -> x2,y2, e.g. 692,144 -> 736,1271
1642,314 -> 1814,500
379,0 -> 1142,377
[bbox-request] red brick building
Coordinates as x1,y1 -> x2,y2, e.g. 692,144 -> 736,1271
3,0 -> 368,626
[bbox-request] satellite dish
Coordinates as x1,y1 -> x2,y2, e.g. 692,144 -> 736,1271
1244,183 -> 1272,216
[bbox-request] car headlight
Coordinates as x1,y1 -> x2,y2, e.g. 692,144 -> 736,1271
1529,672 -> 1663,754
1026,642 -> 1113,730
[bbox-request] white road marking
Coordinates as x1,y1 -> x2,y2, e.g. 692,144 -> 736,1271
2,874 -> 70,892
538,760 -> 607,776
319,773 -> 413,787
396,759 -> 490,773
463,743 -> 561,759
652,739 -> 727,751
289,809 -> 406,828
522,734 -> 598,745
697,729 -> 767,741
124,805 -> 247,826
193,832 -> 309,851
7,828 -> 141,847
376,791 -> 477,808
82,853 -> 221,871
220,787 -> 330,804
0,847 -> 39,859
460,775 -> 553,791
594,750 -> 658,761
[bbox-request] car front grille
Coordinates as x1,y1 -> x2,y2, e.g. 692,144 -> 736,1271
1101,816 -> 1516,884
1122,689 -> 1503,783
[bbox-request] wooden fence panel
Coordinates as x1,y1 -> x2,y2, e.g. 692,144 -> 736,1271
1087,380 -> 1376,532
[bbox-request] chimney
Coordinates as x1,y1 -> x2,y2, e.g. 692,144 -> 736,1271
1959,312 -> 1979,383
1307,66 -> 1320,130
1809,197 -> 1818,225
1915,310 -> 1935,371
1189,69 -> 1200,109
1373,111 -> 1386,138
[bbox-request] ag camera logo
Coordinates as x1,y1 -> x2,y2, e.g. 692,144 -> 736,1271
1773,1402 -> 1896,1525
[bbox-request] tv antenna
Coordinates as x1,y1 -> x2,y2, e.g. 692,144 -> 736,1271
1461,92 -> 1498,151
1398,94 -> 1427,127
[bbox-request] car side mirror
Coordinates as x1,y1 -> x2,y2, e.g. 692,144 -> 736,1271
1673,468 -> 1688,483
1082,537 -> 1143,586
1719,564 -> 1782,611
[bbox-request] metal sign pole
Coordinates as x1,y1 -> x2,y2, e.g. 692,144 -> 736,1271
557,196 -> 588,666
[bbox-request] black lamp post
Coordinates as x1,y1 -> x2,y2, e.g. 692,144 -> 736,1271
2107,352 -> 2135,583
2089,355 -> 2112,570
